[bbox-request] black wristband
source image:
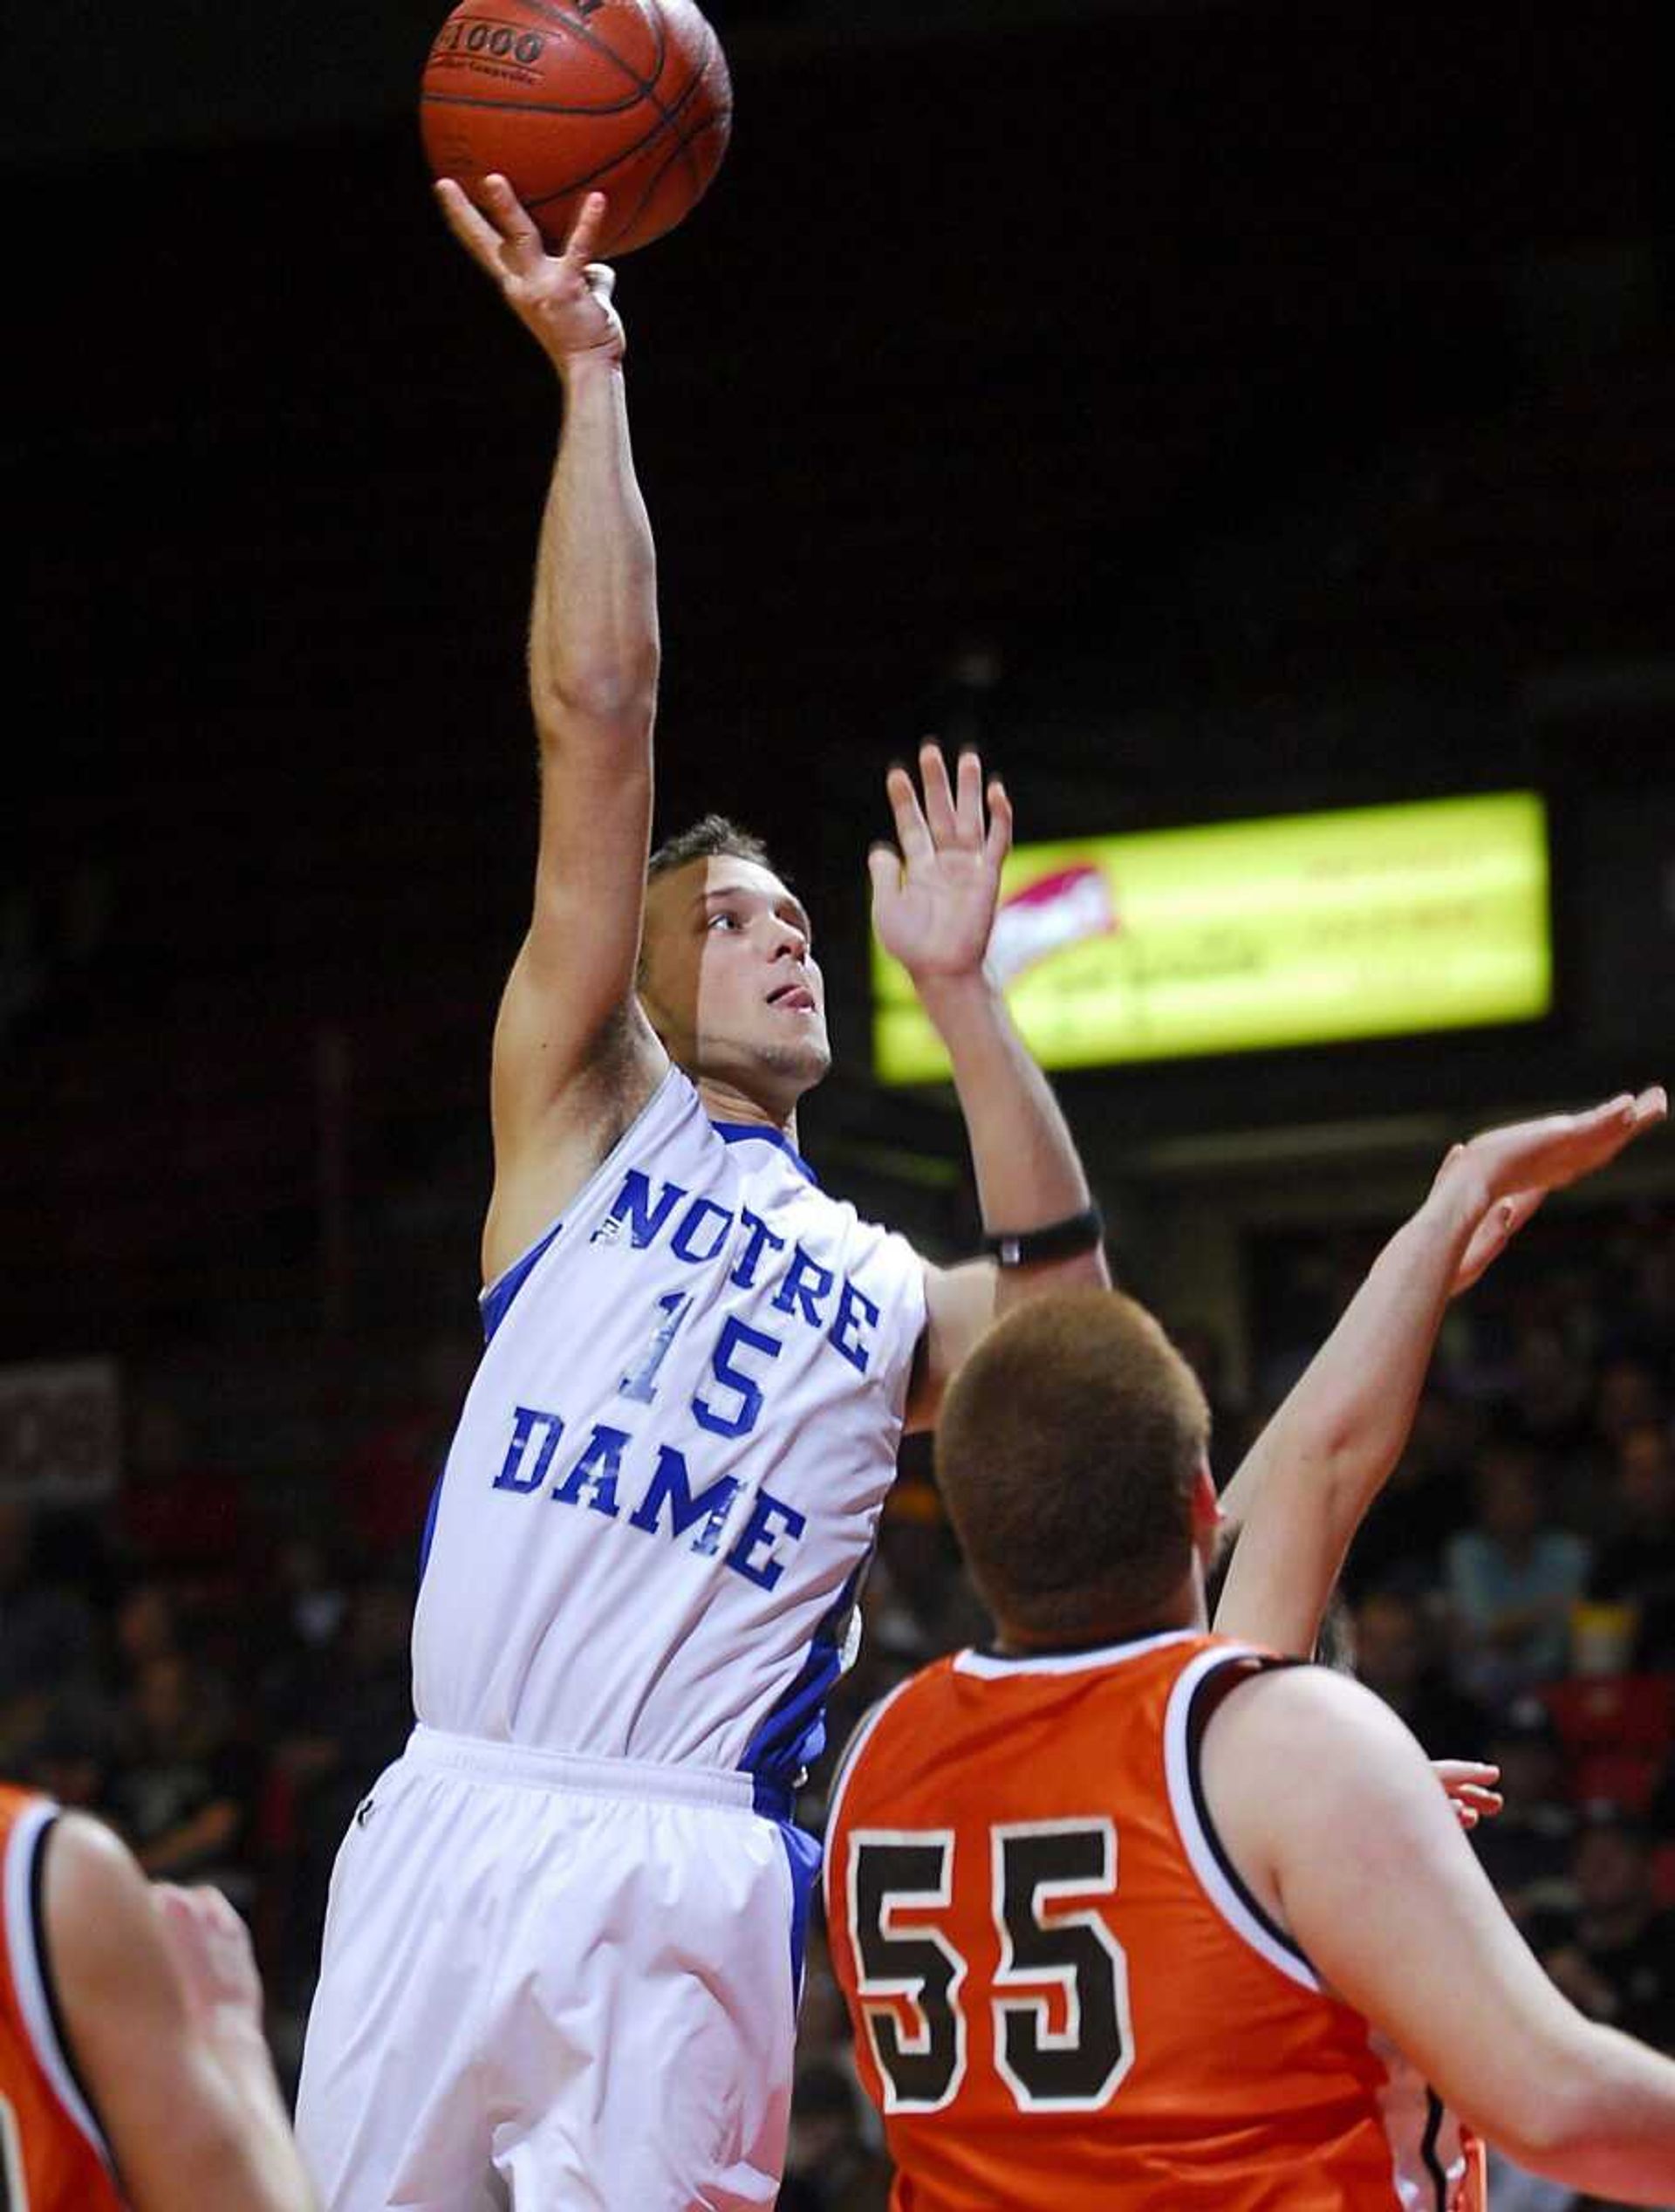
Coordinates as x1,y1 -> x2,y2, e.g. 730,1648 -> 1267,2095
982,1205 -> 1105,1268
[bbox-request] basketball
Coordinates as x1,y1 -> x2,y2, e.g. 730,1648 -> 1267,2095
420,0 -> 731,258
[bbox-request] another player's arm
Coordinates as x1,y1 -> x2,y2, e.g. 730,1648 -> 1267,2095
1204,1666 -> 1675,2202
435,181 -> 667,1270
1214,1088 -> 1665,1655
872,746 -> 1107,1431
44,1814 -> 317,2212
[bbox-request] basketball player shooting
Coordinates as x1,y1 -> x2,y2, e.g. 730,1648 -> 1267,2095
292,183 -> 1107,2211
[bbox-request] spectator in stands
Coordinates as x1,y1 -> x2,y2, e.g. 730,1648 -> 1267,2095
120,1395 -> 245,1570
1338,1387 -> 1480,1599
1504,1318 -> 1593,1460
1616,1215 -> 1675,1370
0,1500 -> 98,1764
1445,1435 -> 1590,1702
335,1330 -> 478,1563
113,1576 -> 181,1672
867,1447 -> 987,1662
106,1649 -> 256,1897
1593,1353 -> 1668,1455
1588,1421 -> 1675,1673
1170,1315 -> 1254,1466
270,1579 -> 416,1999
778,2061 -> 890,2212
1473,1694 -> 1578,1925
1350,1587 -> 1491,1759
27,1698 -> 114,1814
253,1536 -> 352,1738
1531,1805 -> 1675,2055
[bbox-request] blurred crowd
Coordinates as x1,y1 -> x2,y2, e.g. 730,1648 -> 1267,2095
1,1192 -> 1671,2209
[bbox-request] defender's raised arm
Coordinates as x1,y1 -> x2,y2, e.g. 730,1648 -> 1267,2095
1214,1085 -> 1667,1655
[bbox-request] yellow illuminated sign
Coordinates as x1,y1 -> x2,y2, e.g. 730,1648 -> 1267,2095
872,791 -> 1551,1082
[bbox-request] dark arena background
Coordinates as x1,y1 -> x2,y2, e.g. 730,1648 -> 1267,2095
5,2 -> 1675,2199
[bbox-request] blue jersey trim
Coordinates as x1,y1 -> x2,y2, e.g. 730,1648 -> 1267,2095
776,1820 -> 822,2005
479,1222 -> 562,1344
742,1560 -> 866,1791
708,1120 -> 820,1188
416,1468 -> 445,1585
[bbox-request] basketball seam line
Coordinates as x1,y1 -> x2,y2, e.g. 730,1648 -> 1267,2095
516,0 -> 675,121
519,35 -> 717,219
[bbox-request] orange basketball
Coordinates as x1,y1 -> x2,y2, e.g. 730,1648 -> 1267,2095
420,0 -> 732,257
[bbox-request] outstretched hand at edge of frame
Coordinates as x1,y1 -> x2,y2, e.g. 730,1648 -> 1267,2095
1440,1085 -> 1667,1297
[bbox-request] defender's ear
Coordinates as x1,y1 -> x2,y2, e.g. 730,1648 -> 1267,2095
1189,1457 -> 1222,1536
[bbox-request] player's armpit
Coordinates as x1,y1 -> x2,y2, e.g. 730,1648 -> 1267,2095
485,965 -> 667,1284
1200,1668 -> 1675,2202
44,1815 -> 316,2212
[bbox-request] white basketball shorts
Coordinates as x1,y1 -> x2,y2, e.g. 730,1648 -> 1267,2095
294,1726 -> 819,2211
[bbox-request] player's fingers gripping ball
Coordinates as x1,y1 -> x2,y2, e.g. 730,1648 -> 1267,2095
420,0 -> 733,257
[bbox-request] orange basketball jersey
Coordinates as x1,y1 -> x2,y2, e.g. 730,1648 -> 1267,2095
0,1788 -> 125,2211
826,1631 -> 1481,2212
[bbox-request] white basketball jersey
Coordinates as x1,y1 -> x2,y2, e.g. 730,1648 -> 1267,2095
411,1068 -> 927,1804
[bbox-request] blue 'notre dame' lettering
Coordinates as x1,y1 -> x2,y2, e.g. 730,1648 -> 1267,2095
491,1406 -> 809,1586
588,1168 -> 874,1378
827,1277 -> 880,1374
726,1490 -> 807,1591
671,1195 -> 733,1264
627,1444 -> 742,1556
730,1207 -> 786,1289
593,1171 -> 688,1249
550,1423 -> 628,1517
773,1244 -> 834,1325
494,1406 -> 565,1493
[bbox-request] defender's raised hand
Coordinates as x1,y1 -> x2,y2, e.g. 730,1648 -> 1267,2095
435,178 -> 625,372
1440,1085 -> 1667,1295
870,743 -> 1013,983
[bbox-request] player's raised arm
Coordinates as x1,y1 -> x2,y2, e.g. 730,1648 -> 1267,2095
45,1814 -> 316,2212
435,179 -> 667,1276
1204,1664 -> 1675,2201
871,743 -> 1107,1430
1214,1086 -> 1666,1655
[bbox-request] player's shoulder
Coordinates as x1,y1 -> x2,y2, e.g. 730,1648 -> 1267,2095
38,1813 -> 168,1994
1203,1649 -> 1411,1750
1197,1655 -> 1439,1847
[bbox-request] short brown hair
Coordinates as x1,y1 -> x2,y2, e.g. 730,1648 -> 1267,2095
935,1290 -> 1210,1644
646,815 -> 771,884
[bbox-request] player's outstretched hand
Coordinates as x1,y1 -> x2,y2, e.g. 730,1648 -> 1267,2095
1432,1759 -> 1504,1832
1439,1085 -> 1667,1296
435,178 -> 625,372
870,742 -> 1013,985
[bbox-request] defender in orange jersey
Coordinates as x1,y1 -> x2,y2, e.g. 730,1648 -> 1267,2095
829,1094 -> 1675,2211
0,1783 -> 315,2212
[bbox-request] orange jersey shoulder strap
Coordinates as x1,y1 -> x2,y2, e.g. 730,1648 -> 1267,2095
0,1786 -> 124,2210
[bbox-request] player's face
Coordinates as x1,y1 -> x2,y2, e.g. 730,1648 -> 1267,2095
639,858 -> 831,1108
